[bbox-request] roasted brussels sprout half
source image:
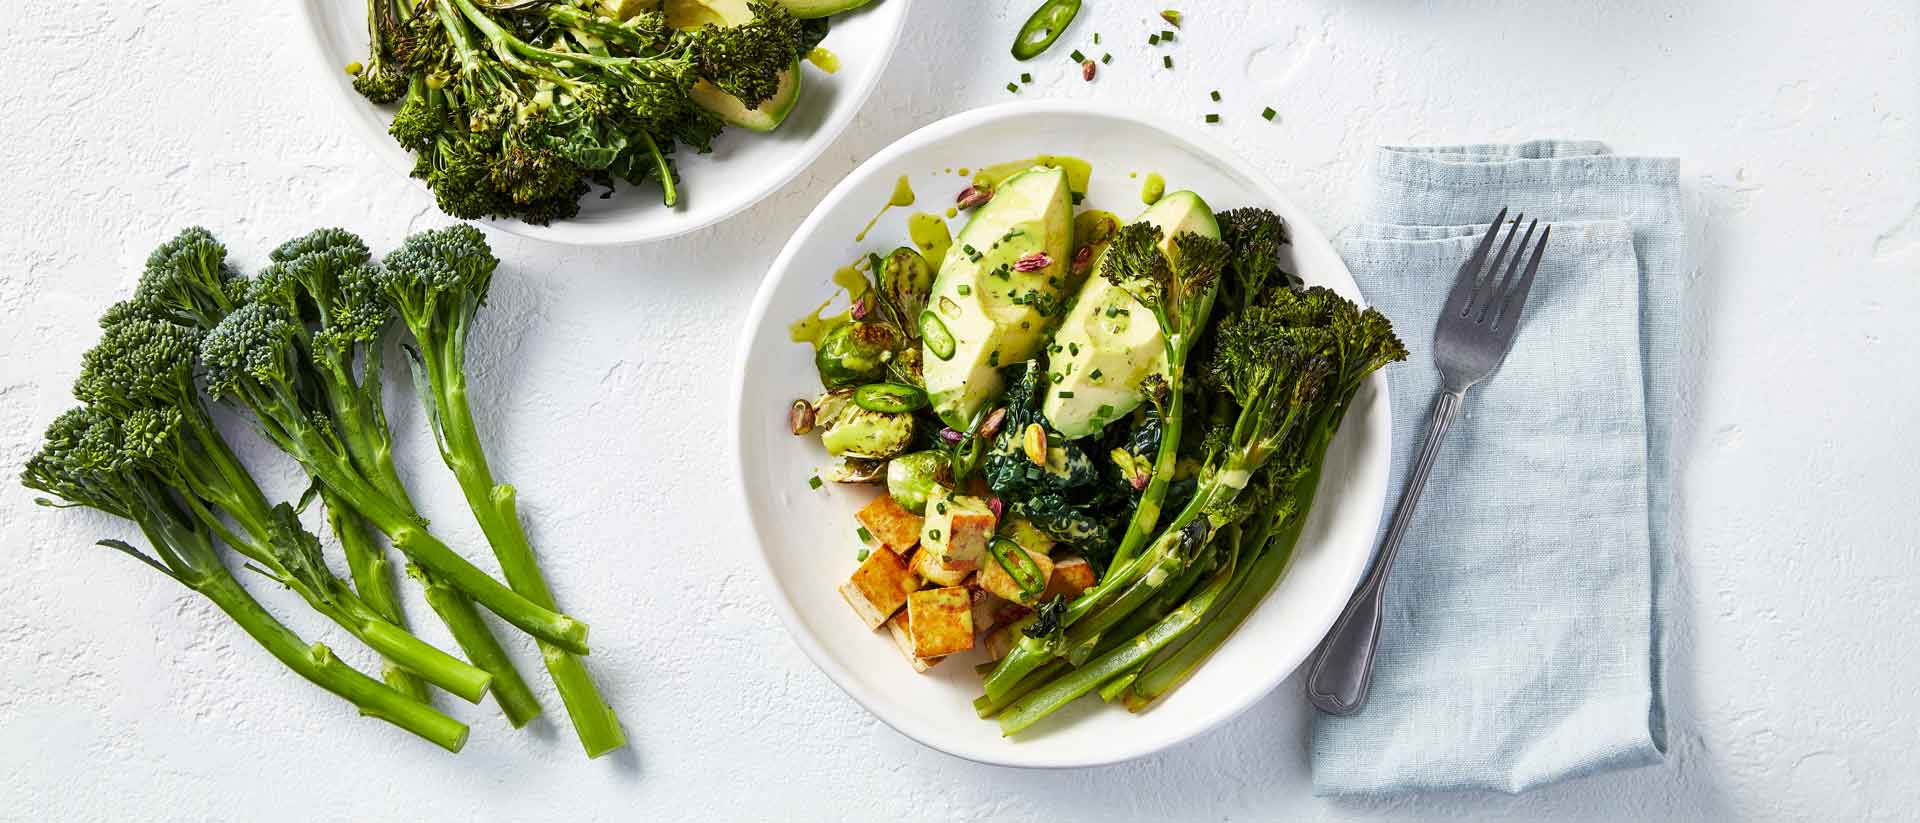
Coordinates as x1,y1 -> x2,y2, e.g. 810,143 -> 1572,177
877,247 -> 934,333
814,321 -> 904,388
820,404 -> 915,459
886,450 -> 952,514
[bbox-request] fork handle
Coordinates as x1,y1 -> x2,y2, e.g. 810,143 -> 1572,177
1306,388 -> 1464,715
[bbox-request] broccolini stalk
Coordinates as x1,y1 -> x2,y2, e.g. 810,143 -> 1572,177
1105,225 -> 1229,569
978,224 -> 1226,702
996,523 -> 1244,736
382,225 -> 626,758
23,408 -> 469,752
76,313 -> 490,704
199,273 -> 589,656
259,228 -> 544,724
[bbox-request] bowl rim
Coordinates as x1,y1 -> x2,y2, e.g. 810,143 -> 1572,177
289,0 -> 915,247
730,100 -> 1388,768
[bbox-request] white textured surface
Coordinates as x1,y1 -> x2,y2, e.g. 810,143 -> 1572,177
1,0 -> 1915,819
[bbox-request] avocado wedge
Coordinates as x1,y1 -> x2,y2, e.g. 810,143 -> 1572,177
922,166 -> 1075,429
1041,190 -> 1220,438
771,0 -> 874,18
668,0 -> 805,131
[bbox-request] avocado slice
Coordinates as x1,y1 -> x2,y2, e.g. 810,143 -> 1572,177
669,0 -> 805,131
771,0 -> 874,18
1041,190 -> 1220,438
921,166 -> 1075,429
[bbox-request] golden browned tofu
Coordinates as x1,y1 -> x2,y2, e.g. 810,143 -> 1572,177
884,612 -> 939,673
838,547 -> 917,630
978,541 -> 1054,604
921,486 -> 996,570
1042,555 -> 1096,602
907,586 -> 974,658
856,494 -> 924,551
912,543 -> 971,587
968,585 -> 1032,637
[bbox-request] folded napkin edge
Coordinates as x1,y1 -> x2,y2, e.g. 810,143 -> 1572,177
1372,145 -> 1679,188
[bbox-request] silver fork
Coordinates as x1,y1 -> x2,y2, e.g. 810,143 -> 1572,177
1305,209 -> 1550,716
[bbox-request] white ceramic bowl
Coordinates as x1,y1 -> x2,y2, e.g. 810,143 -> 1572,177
732,101 -> 1390,767
294,0 -> 912,246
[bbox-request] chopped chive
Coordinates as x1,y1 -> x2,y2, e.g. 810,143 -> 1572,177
808,475 -> 822,489
1163,55 -> 1173,69
856,548 -> 870,561
856,526 -> 873,543
1148,33 -> 1159,45
936,501 -> 948,514
1089,369 -> 1104,380
1006,82 -> 1019,93
1070,49 -> 1086,62
1093,32 -> 1101,44
1057,391 -> 1075,399
1210,90 -> 1221,101
929,529 -> 942,541
1070,192 -> 1085,205
1097,403 -> 1116,417
1205,113 -> 1219,123
956,284 -> 972,295
1101,53 -> 1112,64
1021,72 -> 1033,83
1161,29 -> 1175,41
1262,106 -> 1277,121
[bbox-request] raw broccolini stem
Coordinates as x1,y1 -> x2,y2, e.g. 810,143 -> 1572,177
435,370 -> 625,755
339,405 -> 546,727
322,490 -> 431,702
384,224 -> 625,757
196,568 -> 470,753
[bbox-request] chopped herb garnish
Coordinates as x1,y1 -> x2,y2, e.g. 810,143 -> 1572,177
1068,342 -> 1080,356
1097,403 -> 1116,417
1071,192 -> 1085,205
1020,72 -> 1033,83
1090,369 -> 1104,381
1210,90 -> 1221,101
936,501 -> 948,515
808,475 -> 822,489
856,526 -> 873,543
1161,29 -> 1175,41
1070,49 -> 1086,62
856,548 -> 870,561
1262,106 -> 1277,121
1148,33 -> 1159,45
1205,113 -> 1220,123
1007,82 -> 1019,93
957,284 -> 972,295
1163,55 -> 1173,69
988,350 -> 1000,366
1057,391 -> 1075,399
1093,32 -> 1101,44
928,529 -> 942,541
1101,53 -> 1112,64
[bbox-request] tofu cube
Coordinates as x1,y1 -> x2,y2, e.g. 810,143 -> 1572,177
912,543 -> 971,587
1042,555 -> 1096,602
978,540 -> 1054,604
884,612 -> 939,673
837,547 -> 917,630
921,486 -> 996,571
906,587 -> 974,658
999,516 -> 1057,557
856,494 -> 923,551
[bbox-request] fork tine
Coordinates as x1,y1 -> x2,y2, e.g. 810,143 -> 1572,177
1488,218 -> 1538,327
1472,213 -> 1523,322
1497,224 -> 1550,335
1445,207 -> 1508,317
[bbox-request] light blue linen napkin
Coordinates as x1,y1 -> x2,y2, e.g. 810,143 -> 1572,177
1311,142 -> 1681,795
